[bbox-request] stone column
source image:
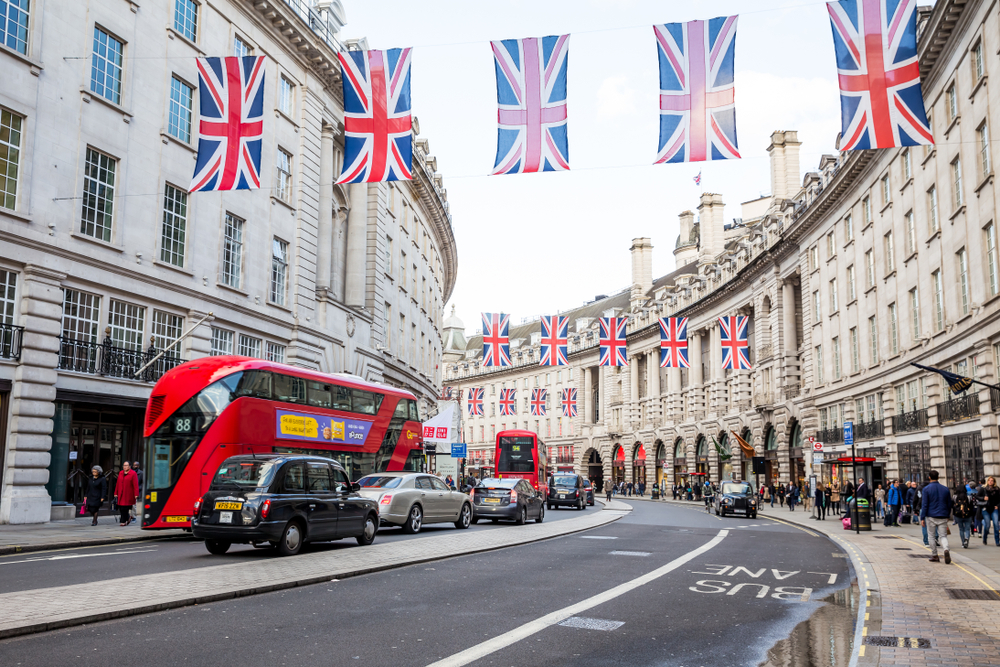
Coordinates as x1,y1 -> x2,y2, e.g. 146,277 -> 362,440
782,279 -> 799,395
668,366 -> 681,423
1,266 -> 65,524
344,183 -> 369,309
649,349 -> 661,425
316,124 -> 336,293
690,332 -> 703,418
709,323 -> 722,416
598,366 -> 605,425
583,366 -> 593,425
630,354 -> 639,427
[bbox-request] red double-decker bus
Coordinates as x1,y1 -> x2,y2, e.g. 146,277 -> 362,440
494,429 -> 548,495
141,356 -> 424,529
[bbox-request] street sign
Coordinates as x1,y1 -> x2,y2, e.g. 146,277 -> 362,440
451,442 -> 467,458
813,441 -> 823,452
812,453 -> 824,465
843,421 -> 854,446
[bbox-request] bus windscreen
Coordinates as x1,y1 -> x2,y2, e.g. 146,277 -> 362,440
497,436 -> 535,473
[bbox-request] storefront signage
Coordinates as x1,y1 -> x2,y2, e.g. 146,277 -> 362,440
275,409 -> 373,446
813,442 -> 824,452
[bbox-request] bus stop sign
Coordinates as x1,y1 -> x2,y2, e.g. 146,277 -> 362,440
451,443 -> 467,458
843,421 -> 854,447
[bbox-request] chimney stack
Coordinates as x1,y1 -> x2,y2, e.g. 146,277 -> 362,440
630,237 -> 653,307
767,130 -> 801,200
674,210 -> 698,266
697,193 -> 724,265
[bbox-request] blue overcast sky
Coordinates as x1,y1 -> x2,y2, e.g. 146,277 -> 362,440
344,0 -> 853,331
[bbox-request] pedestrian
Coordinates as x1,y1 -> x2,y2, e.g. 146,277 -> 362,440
831,483 -> 841,515
777,483 -> 786,507
815,482 -> 826,520
905,481 -> 919,515
885,479 -> 902,527
954,487 -> 975,549
445,475 -> 455,489
920,470 -> 954,564
769,483 -> 777,508
968,481 -> 981,536
874,484 -> 885,520
113,461 -> 139,526
788,483 -> 799,511
85,466 -> 107,526
605,479 -> 613,503
762,484 -> 771,507
639,481 -> 646,497
981,476 -> 1000,546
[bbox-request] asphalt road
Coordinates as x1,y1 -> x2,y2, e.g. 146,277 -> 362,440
0,501 -> 854,667
0,501 -> 590,595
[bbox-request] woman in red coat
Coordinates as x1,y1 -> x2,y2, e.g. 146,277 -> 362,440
114,461 -> 140,526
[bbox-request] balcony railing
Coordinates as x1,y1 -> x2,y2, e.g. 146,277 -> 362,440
892,408 -> 928,434
59,336 -> 184,382
937,393 -> 980,424
816,427 -> 843,444
0,323 -> 24,360
554,455 -> 575,464
280,0 -> 344,53
855,419 -> 883,440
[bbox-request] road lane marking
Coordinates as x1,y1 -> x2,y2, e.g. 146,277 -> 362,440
0,548 -> 156,565
608,551 -> 650,557
578,536 -> 618,540
425,529 -> 729,667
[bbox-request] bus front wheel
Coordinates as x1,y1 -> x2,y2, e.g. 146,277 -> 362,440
205,539 -> 231,555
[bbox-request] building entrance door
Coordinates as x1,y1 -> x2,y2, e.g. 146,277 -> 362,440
946,432 -> 984,488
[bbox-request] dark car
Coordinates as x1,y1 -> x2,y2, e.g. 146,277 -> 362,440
191,454 -> 380,556
547,473 -> 587,510
583,479 -> 595,506
471,478 -> 545,524
714,481 -> 758,518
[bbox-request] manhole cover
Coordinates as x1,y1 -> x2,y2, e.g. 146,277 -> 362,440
864,636 -> 931,649
947,589 -> 1000,601
609,550 -> 651,557
558,617 -> 624,631
894,547 -> 912,550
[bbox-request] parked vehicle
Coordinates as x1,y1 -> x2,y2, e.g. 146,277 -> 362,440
547,473 -> 588,510
583,479 -> 595,506
714,481 -> 758,519
472,478 -> 545,524
355,472 -> 473,533
191,454 -> 379,556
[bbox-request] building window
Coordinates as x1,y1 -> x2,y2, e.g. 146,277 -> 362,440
909,288 -> 920,339
829,279 -> 838,312
0,270 -> 15,325
1,0 -> 30,54
400,251 -> 407,286
905,211 -> 916,255
81,147 -> 116,242
62,289 -> 101,342
932,269 -> 944,331
827,231 -> 835,257
974,39 -> 985,81
238,334 -> 261,358
266,341 -> 285,363
399,314 -> 406,357
385,235 -> 393,275
173,0 -> 198,42
278,76 -> 294,116
160,184 -> 187,267
957,248 -> 969,315
234,34 -> 252,57
928,186 -> 939,234
383,302 -> 391,348
221,212 -> 244,289
952,157 -> 964,208
869,316 -> 879,365
210,327 -> 234,355
947,83 -> 958,121
813,290 -> 821,322
888,303 -> 898,356
979,123 -> 991,178
151,310 -> 183,351
832,336 -> 841,380
276,148 -> 292,203
865,250 -> 875,288
809,246 -> 818,271
0,108 -> 22,210
863,196 -> 871,226
884,232 -> 895,273
847,264 -> 856,301
270,238 -> 288,306
108,299 -> 145,351
168,77 -> 193,144
91,27 -> 124,105
850,327 -> 859,373
815,345 -> 823,384
987,222 -> 999,296
902,149 -> 911,180
881,174 -> 890,206
845,214 -> 853,241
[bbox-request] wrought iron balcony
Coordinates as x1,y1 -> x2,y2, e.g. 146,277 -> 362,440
0,323 -> 23,360
554,455 -> 575,464
816,427 -> 843,444
892,408 -> 928,434
855,419 -> 883,440
937,393 -> 980,424
59,335 -> 184,382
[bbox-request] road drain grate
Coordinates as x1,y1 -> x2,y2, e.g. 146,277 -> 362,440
894,547 -> 912,550
558,617 -> 624,631
874,536 -> 899,539
609,550 -> 651,557
864,636 -> 931,649
947,589 -> 1000,601
909,554 -> 934,558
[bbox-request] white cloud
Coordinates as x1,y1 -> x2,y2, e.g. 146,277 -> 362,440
596,76 -> 638,119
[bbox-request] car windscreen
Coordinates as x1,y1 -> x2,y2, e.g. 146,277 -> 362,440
551,475 -> 577,487
722,483 -> 752,495
356,475 -> 403,489
497,437 -> 535,473
211,460 -> 279,491
477,478 -> 516,489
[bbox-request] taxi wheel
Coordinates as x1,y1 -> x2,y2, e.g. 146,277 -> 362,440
516,505 -> 527,525
454,503 -> 472,530
277,520 -> 304,557
356,514 -> 377,546
402,504 -> 423,534
205,539 -> 231,555
536,504 -> 545,523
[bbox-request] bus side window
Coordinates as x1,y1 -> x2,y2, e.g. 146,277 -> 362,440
408,399 -> 421,422
393,400 -> 409,419
333,386 -> 352,411
282,463 -> 305,493
352,389 -> 378,415
307,381 -> 332,409
274,374 -> 306,404
235,370 -> 272,399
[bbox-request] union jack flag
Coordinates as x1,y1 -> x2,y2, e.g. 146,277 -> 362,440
491,35 -> 570,174
718,315 -> 751,370
337,48 -> 413,183
539,315 -> 569,366
660,317 -> 690,368
467,388 -> 484,416
499,388 -> 517,416
481,313 -> 511,367
599,317 -> 628,367
531,388 -> 547,416
561,388 -> 578,418
654,17 -> 740,164
827,0 -> 933,150
190,56 -> 266,192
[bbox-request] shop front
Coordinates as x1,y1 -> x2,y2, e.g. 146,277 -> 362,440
718,431 -> 733,481
586,449 -> 604,492
655,441 -> 666,489
613,445 -> 625,484
632,443 -> 647,486
764,425 -> 778,483
673,457 -> 687,490
945,432 -> 984,489
789,423 -> 805,488
859,446 -> 886,488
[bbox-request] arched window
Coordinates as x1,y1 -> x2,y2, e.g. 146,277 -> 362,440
791,423 -> 803,449
696,435 -> 707,457
674,438 -> 685,459
765,426 -> 777,451
718,432 -> 730,454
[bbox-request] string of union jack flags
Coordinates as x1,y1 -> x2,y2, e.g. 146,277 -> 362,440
188,0 -> 933,191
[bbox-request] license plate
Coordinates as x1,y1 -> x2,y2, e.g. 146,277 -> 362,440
483,498 -> 500,504
558,494 -> 566,499
164,516 -> 188,523
219,511 -> 233,523
215,501 -> 243,511
733,509 -> 746,513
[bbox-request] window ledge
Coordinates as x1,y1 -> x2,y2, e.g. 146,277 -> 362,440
0,43 -> 43,75
970,75 -> 987,100
828,310 -> 840,319
861,221 -> 873,233
865,285 -> 877,295
270,195 -> 296,212
926,229 -> 941,245
166,26 -> 204,55
945,115 -> 961,137
846,298 -> 857,308
216,282 -> 250,297
949,204 -> 967,222
80,88 -> 133,122
843,238 -> 854,250
275,108 -> 300,129
153,258 -> 194,276
880,201 -> 893,215
904,250 -> 918,264
160,131 -> 197,155
976,172 -> 994,195
0,207 -> 32,224
921,147 -> 937,166
826,253 -> 837,264
267,301 -> 293,314
71,232 -> 123,252
900,176 -> 913,192
883,269 -> 897,282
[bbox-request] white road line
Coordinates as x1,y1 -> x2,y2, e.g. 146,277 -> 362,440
0,548 -> 157,566
425,529 -> 729,667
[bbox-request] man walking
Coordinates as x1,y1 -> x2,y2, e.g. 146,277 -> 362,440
921,470 -> 954,563
885,479 -> 902,527
605,478 -> 613,503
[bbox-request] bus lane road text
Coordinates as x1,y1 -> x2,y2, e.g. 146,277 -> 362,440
687,564 -> 841,601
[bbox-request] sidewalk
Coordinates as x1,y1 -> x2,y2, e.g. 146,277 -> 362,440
0,501 -> 631,639
0,515 -> 187,555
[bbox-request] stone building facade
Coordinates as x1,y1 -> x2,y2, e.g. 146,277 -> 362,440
0,0 -> 457,522
443,0 -> 1000,495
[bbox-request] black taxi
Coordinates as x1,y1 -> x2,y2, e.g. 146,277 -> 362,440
713,481 -> 758,519
191,454 -> 379,556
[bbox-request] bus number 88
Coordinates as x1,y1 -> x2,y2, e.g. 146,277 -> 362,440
175,418 -> 193,433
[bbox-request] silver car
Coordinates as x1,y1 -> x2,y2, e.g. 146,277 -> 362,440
356,473 -> 473,534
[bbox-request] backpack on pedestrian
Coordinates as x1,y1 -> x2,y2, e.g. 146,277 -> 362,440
954,495 -> 974,519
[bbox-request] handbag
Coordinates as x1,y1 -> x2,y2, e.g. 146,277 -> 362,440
111,495 -> 118,511
80,501 -> 87,516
